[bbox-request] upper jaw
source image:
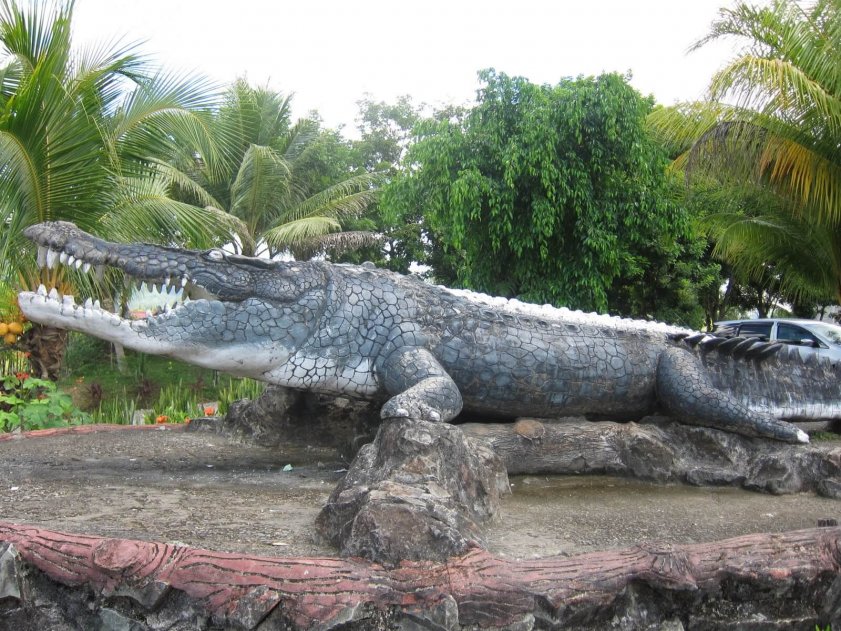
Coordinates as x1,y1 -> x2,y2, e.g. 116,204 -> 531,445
24,221 -> 196,290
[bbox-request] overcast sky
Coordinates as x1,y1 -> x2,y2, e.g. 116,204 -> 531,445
71,0 -> 741,133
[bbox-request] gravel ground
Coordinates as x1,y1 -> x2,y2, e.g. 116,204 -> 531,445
0,425 -> 838,559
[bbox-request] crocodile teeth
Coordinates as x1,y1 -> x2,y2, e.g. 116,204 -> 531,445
84,298 -> 93,309
48,288 -> 59,300
59,251 -> 68,265
62,294 -> 75,305
82,262 -> 91,273
181,276 -> 189,287
46,249 -> 59,269
66,254 -> 75,266
93,300 -> 101,310
37,284 -> 47,296
36,246 -> 47,268
74,258 -> 83,269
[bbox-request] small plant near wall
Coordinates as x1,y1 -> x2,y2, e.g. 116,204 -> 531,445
144,380 -> 209,425
0,372 -> 90,432
217,379 -> 264,416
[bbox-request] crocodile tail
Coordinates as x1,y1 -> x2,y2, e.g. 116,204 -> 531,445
670,332 -> 841,422
655,347 -> 808,443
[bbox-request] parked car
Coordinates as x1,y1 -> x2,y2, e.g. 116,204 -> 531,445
713,318 -> 841,364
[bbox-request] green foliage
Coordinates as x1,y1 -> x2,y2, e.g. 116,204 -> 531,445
386,69 -> 707,321
0,0 -> 235,290
217,378 -> 264,416
334,95 -> 431,273
88,395 -> 136,425
178,79 -> 381,260
681,177 -> 837,319
0,372 -> 89,432
146,380 -> 203,424
808,431 -> 839,443
649,0 -> 841,304
0,0 -> 240,380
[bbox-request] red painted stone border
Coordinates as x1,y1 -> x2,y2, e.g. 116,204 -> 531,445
1,521 -> 840,629
0,422 -> 186,442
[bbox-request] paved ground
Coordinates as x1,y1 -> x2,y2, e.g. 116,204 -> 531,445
0,424 -> 838,560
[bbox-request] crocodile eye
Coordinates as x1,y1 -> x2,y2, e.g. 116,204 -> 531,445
207,249 -> 224,261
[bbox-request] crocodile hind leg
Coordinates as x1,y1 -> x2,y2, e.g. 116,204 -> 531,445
377,346 -> 463,422
656,347 -> 809,444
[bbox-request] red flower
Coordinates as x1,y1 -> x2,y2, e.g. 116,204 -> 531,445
14,372 -> 29,381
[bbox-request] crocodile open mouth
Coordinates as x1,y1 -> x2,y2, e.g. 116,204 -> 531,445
21,242 -> 221,326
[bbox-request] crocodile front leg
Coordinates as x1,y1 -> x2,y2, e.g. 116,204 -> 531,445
377,346 -> 463,422
656,347 -> 809,443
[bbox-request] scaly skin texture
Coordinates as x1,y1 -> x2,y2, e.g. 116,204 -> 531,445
18,222 -> 837,444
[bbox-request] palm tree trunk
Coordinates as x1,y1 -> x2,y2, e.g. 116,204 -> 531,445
17,324 -> 68,381
112,342 -> 128,374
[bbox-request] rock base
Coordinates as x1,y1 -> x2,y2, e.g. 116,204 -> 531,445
315,418 -> 509,565
218,384 -> 381,459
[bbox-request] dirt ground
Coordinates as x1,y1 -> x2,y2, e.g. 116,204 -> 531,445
0,425 -> 839,560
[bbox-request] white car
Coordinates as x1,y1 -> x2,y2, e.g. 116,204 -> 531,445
713,318 -> 841,364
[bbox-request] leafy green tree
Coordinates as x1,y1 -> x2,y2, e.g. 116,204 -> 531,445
335,95 -> 430,273
184,80 -> 380,259
605,179 -> 724,327
385,69 -> 703,321
0,0 -> 235,378
648,0 -> 841,304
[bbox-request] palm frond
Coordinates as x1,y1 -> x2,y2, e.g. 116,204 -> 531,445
279,172 -> 382,223
0,57 -> 22,103
277,118 -> 318,161
291,230 -> 381,260
100,174 -> 239,248
229,143 -> 292,232
0,128 -> 43,219
107,70 -> 226,171
0,0 -> 73,75
143,158 -> 224,210
703,208 -> 839,301
262,216 -> 342,251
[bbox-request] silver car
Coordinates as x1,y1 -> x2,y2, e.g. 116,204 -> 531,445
713,318 -> 841,364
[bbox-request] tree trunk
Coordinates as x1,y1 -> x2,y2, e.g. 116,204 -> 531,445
16,323 -> 68,381
459,417 -> 841,497
112,342 -> 127,374
1,521 -> 840,630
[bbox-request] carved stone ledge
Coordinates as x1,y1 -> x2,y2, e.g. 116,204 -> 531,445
2,523 -> 841,630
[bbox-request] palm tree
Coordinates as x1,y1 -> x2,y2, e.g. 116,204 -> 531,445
648,0 -> 841,303
0,0 -> 236,378
183,79 -> 381,259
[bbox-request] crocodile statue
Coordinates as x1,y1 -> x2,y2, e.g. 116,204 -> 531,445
17,221 -> 841,444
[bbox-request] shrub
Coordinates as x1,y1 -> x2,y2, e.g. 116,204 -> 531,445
0,372 -> 90,432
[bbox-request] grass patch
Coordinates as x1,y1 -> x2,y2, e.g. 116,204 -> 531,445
808,431 -> 840,442
55,332 -> 262,425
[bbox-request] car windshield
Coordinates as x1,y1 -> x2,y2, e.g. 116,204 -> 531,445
804,322 -> 841,345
